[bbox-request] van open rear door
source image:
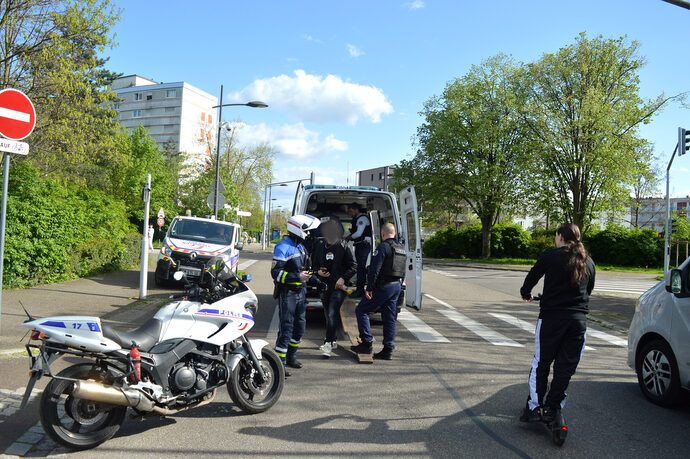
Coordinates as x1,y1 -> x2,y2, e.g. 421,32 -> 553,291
399,186 -> 422,310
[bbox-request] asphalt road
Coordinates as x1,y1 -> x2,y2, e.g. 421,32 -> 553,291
0,250 -> 687,458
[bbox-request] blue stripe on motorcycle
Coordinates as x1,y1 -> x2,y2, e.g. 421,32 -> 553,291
41,321 -> 66,328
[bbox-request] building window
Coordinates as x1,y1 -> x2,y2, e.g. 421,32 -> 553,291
113,103 -> 119,110
166,89 -> 177,98
133,110 -> 142,118
201,113 -> 206,122
146,94 -> 152,100
379,172 -> 383,180
370,174 -> 374,181
200,128 -> 205,138
164,106 -> 175,113
208,115 -> 212,124
134,93 -> 142,101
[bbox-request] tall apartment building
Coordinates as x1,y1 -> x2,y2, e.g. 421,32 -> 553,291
631,197 -> 690,232
111,75 -> 217,171
357,165 -> 396,191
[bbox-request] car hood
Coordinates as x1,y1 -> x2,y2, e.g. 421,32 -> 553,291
166,237 -> 229,256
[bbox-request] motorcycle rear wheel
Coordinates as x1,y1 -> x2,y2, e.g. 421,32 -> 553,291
228,347 -> 284,414
40,363 -> 127,450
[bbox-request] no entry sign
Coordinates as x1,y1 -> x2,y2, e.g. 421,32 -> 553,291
0,89 -> 36,140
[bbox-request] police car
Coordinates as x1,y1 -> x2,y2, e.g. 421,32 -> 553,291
292,184 -> 422,311
155,217 -> 243,286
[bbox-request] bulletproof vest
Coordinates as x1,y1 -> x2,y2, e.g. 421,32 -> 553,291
350,213 -> 372,243
381,239 -> 406,278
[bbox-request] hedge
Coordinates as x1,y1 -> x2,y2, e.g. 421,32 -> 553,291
423,223 -> 666,267
3,162 -> 140,288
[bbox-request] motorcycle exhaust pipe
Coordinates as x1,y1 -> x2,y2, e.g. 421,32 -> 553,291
72,380 -> 155,412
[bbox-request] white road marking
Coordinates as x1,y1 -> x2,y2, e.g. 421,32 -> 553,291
437,309 -> 523,347
423,293 -> 455,310
397,310 -> 450,343
584,328 -> 627,347
0,106 -> 30,122
238,259 -> 258,270
490,313 -> 595,351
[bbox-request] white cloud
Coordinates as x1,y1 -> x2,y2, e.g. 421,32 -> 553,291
227,70 -> 393,125
347,43 -> 364,57
230,121 -> 348,159
406,1 -> 424,10
304,34 -> 322,43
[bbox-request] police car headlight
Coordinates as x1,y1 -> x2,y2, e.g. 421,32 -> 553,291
244,300 -> 258,317
161,243 -> 172,256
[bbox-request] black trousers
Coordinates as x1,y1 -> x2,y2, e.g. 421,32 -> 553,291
527,318 -> 586,411
320,288 -> 346,343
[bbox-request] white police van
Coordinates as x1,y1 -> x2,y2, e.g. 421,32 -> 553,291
292,184 -> 422,310
155,216 -> 243,286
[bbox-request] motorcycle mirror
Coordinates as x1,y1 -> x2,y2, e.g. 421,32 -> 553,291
173,271 -> 185,281
241,274 -> 252,283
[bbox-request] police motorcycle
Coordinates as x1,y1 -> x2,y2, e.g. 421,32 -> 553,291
19,261 -> 284,450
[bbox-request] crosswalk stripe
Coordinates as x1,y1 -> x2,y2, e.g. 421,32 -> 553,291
423,293 -> 454,309
266,305 -> 280,340
584,328 -> 627,347
437,309 -> 523,347
490,313 -> 595,351
397,310 -> 450,343
238,259 -> 258,270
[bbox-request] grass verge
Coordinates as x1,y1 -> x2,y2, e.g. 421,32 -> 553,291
439,257 -> 664,275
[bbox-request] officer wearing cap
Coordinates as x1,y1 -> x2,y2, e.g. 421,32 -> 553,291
351,222 -> 406,360
271,214 -> 320,375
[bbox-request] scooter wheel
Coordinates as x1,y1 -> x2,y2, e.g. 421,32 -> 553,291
552,425 -> 567,447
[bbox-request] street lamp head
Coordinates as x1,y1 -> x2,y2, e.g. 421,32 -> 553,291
247,101 -> 268,108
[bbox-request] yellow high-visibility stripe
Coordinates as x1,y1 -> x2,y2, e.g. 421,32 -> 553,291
276,351 -> 286,358
288,342 -> 300,348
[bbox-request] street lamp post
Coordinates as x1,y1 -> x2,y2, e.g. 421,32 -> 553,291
212,85 -> 267,219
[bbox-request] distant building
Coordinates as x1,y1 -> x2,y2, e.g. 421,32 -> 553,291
630,197 -> 690,232
357,165 -> 396,191
111,75 -> 217,171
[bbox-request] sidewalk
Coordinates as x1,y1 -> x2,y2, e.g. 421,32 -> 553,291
0,254 -> 175,353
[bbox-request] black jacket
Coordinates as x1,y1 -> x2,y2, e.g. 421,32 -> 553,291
312,239 -> 357,289
520,247 -> 596,320
367,237 -> 402,290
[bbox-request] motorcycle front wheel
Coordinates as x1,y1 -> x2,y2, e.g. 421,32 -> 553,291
228,347 -> 284,414
40,363 -> 127,450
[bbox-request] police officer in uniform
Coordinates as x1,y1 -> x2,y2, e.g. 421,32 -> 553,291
351,223 -> 406,360
271,214 -> 320,376
345,202 -> 372,298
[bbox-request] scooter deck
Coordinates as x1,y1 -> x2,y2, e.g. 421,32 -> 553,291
339,298 -> 373,364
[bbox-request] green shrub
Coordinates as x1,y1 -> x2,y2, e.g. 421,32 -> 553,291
3,162 -> 139,288
491,224 -> 531,258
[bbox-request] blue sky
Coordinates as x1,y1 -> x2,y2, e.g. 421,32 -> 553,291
107,0 -> 690,209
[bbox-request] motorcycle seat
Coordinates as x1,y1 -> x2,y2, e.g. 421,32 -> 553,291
101,318 -> 162,352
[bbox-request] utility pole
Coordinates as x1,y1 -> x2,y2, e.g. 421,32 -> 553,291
139,174 -> 151,299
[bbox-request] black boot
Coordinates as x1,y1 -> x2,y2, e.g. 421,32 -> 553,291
350,340 -> 373,354
280,358 -> 291,377
374,346 -> 393,360
519,401 -> 541,422
286,357 -> 303,369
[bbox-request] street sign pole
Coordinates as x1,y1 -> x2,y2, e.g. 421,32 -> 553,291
139,174 -> 151,299
0,153 -> 10,333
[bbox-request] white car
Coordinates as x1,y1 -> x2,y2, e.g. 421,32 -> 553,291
627,256 -> 690,406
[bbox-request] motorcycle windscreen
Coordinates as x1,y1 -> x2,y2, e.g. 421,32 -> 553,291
399,186 -> 422,310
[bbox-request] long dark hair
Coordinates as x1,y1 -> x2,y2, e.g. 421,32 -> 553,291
557,223 -> 589,288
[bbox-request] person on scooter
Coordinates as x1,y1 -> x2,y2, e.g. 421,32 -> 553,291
312,219 -> 357,358
271,214 -> 320,376
519,223 -> 595,423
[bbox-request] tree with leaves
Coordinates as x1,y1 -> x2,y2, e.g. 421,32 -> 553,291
524,33 -> 668,231
1,0 -> 122,185
398,54 -> 534,257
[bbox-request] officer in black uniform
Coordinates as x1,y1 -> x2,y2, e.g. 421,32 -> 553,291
351,222 -> 406,360
345,202 -> 372,298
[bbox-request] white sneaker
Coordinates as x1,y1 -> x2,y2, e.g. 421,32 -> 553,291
320,342 -> 332,358
331,341 -> 338,350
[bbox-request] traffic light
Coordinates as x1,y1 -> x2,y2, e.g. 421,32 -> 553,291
680,127 -> 690,156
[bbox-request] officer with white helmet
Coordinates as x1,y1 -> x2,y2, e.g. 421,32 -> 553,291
271,214 -> 321,376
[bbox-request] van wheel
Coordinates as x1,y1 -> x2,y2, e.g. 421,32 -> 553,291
636,339 -> 682,407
